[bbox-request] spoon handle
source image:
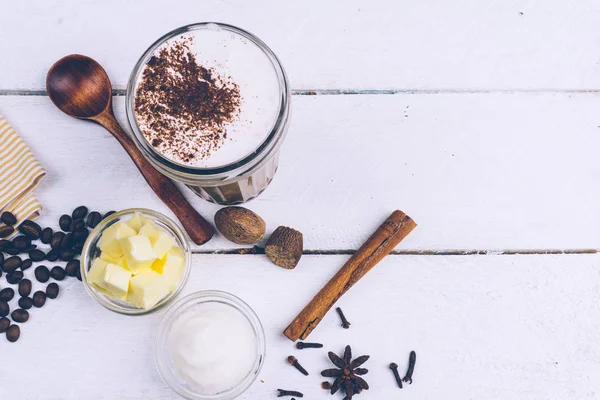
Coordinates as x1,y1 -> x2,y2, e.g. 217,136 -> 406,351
94,112 -> 213,245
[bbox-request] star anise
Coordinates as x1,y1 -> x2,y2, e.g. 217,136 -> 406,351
321,345 -> 370,399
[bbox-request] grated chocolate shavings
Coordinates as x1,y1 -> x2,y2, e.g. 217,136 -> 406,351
134,36 -> 241,164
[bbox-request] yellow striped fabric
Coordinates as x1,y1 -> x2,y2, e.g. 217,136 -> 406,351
0,115 -> 46,227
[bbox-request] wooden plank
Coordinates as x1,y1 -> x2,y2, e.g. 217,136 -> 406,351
2,0 -> 600,91
1,93 -> 599,252
1,253 -> 599,399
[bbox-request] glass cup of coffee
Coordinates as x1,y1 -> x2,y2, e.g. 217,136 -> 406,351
126,23 -> 291,205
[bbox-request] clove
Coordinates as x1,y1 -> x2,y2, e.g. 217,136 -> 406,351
287,355 -> 309,376
389,362 -> 403,388
277,389 -> 304,397
402,351 -> 417,384
296,341 -> 323,350
335,307 -> 351,329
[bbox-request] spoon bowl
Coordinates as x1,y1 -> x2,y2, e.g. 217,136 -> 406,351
46,54 -> 112,119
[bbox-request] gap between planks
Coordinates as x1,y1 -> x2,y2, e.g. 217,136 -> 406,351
2,89 -> 600,96
192,248 -> 598,256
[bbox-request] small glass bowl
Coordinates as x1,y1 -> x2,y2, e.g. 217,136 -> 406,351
80,208 -> 191,315
154,291 -> 266,400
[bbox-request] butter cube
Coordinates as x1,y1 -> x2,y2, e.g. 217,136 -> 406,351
99,263 -> 131,296
127,269 -> 170,309
127,212 -> 145,232
151,230 -> 175,259
139,221 -> 159,241
100,251 -> 126,268
100,221 -> 137,258
152,247 -> 185,290
119,235 -> 157,273
87,258 -> 108,286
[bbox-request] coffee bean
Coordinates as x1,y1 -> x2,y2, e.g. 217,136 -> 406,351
0,212 -> 16,226
34,266 -> 50,283
11,235 -> 30,251
87,211 -> 102,228
76,268 -> 82,281
0,252 -> 3,268
61,250 -> 75,262
72,206 -> 88,220
19,220 -> 41,240
11,309 -> 28,323
5,248 -> 20,256
50,266 -> 66,281
6,271 -> 23,284
33,291 -> 46,308
65,260 -> 80,277
46,283 -> 59,299
0,239 -> 13,251
29,249 -> 45,262
61,233 -> 73,250
70,219 -> 85,233
41,227 -> 53,244
18,297 -> 32,309
73,229 -> 89,244
103,211 -> 116,220
59,214 -> 72,232
0,225 -> 15,238
0,301 -> 9,317
45,250 -> 59,262
73,242 -> 84,253
20,259 -> 32,271
0,288 -> 14,302
6,324 -> 20,342
23,244 -> 37,253
18,279 -> 31,297
50,231 -> 65,250
3,256 -> 22,273
0,317 -> 9,333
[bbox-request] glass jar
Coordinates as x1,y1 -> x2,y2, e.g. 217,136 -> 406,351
126,23 -> 291,205
80,208 -> 191,315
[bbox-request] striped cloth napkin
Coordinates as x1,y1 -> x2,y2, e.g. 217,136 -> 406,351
0,115 -> 46,226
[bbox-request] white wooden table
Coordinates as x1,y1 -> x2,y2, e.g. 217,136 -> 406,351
2,1 -> 600,398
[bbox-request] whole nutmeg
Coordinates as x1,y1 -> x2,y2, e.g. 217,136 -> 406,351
214,207 -> 266,245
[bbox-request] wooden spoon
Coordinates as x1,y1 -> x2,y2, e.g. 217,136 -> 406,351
46,54 -> 213,245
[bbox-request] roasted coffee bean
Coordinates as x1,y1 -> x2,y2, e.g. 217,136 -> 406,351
50,266 -> 66,281
73,242 -> 84,253
0,288 -> 14,302
70,219 -> 86,233
86,211 -> 102,228
45,250 -> 59,262
18,279 -> 31,297
0,211 -> 16,226
72,206 -> 88,220
29,249 -> 45,262
19,220 -> 42,240
0,239 -> 12,251
6,324 -> 20,342
34,266 -> 50,283
0,225 -> 15,238
24,245 -> 37,253
3,256 -> 22,273
50,231 -> 65,250
12,235 -> 30,251
41,227 -> 53,244
18,297 -> 32,310
103,211 -> 116,220
59,214 -> 72,232
5,248 -> 20,256
11,309 -> 28,323
65,260 -> 79,277
73,229 -> 89,244
60,249 -> 75,261
46,283 -> 59,299
20,259 -> 32,271
0,252 -> 3,268
0,301 -> 9,317
61,233 -> 73,250
76,268 -> 82,281
6,271 -> 23,284
0,317 -> 9,333
33,291 -> 46,308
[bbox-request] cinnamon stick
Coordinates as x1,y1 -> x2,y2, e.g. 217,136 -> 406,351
283,210 -> 416,341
